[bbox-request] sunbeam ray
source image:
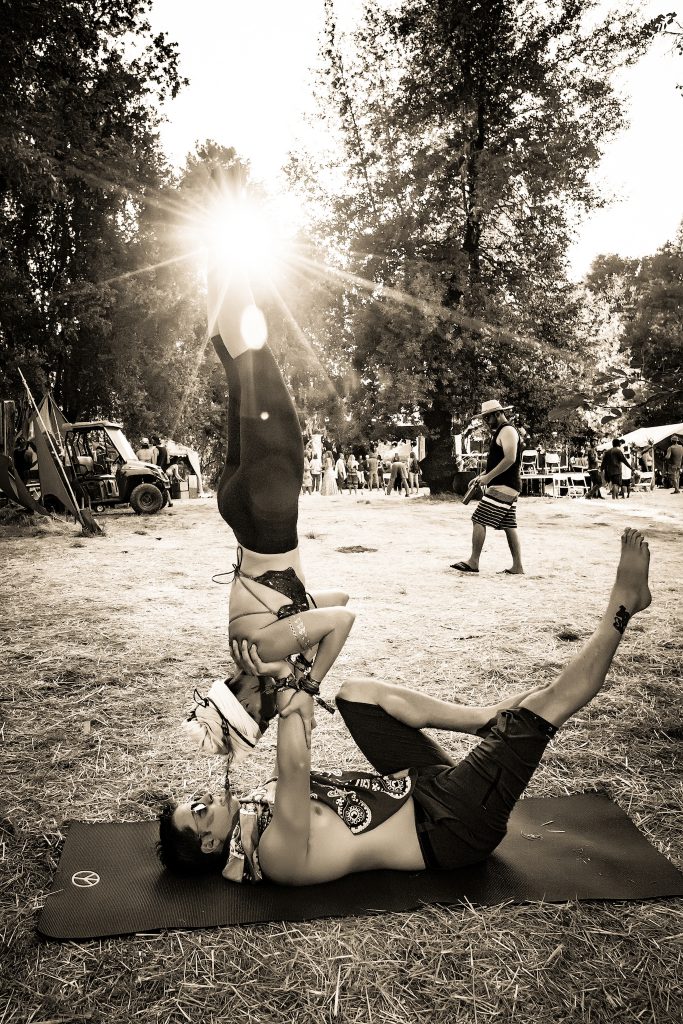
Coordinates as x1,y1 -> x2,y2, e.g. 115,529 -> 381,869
286,249 -> 555,358
267,283 -> 338,398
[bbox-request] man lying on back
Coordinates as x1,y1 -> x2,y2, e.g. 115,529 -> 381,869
157,529 -> 652,884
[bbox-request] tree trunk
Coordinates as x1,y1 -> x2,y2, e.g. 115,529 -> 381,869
420,399 -> 456,493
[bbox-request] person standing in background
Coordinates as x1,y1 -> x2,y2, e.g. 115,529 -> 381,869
335,451 -> 347,493
665,434 -> 683,493
152,435 -> 169,472
310,452 -> 322,493
451,400 -> 523,576
408,449 -> 420,495
585,444 -> 604,499
136,438 -> 158,464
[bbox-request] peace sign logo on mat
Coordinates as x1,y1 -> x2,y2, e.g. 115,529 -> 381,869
71,870 -> 100,888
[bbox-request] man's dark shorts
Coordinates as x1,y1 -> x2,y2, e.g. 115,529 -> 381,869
336,696 -> 556,870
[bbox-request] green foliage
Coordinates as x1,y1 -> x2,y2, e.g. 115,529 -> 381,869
560,235 -> 683,430
296,0 -> 668,487
0,0 -> 187,426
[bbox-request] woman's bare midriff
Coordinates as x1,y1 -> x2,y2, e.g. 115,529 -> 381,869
237,543 -> 305,580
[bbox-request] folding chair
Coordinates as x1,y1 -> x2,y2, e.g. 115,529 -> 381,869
545,452 -> 561,473
521,449 -> 538,474
632,471 -> 653,492
567,473 -> 588,498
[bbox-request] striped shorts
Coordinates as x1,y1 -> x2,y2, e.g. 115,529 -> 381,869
472,486 -> 519,530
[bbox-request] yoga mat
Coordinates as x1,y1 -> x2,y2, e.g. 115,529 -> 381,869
37,793 -> 683,940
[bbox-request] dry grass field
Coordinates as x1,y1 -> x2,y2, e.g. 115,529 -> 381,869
1,488 -> 682,1024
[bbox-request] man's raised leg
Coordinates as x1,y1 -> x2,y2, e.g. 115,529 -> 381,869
337,677 -> 545,736
519,528 -> 651,728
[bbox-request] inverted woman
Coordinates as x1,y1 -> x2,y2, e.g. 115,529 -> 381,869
187,217 -> 355,762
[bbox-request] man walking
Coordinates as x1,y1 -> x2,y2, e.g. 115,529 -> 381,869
586,443 -> 604,499
665,434 -> 683,493
451,400 -> 524,575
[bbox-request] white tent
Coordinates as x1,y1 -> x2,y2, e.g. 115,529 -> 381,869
620,423 -> 683,448
165,440 -> 205,495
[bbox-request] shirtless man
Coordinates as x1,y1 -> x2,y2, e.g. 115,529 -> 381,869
157,529 -> 651,884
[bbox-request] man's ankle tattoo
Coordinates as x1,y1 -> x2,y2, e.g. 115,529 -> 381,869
613,605 -> 631,635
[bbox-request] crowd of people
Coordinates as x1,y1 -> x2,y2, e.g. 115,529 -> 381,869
301,447 -> 422,497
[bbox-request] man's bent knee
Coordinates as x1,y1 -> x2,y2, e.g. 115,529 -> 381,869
337,677 -> 382,705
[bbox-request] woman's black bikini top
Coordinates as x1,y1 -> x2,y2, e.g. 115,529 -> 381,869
244,566 -> 309,618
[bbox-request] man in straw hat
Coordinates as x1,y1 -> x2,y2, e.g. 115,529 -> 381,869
157,529 -> 651,885
451,399 -> 524,575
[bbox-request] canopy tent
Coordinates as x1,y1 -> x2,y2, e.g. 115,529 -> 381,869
165,440 -> 205,495
620,423 -> 683,448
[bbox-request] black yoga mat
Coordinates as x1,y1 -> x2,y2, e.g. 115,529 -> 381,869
37,793 -> 683,941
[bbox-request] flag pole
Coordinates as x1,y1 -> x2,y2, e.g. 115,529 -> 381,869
17,371 -> 94,532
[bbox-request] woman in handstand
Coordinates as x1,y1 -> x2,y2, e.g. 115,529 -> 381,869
205,231 -> 355,722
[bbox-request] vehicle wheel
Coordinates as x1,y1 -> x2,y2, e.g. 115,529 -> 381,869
94,504 -> 105,513
130,483 -> 164,515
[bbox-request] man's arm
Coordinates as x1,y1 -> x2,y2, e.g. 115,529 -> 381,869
480,426 -> 517,485
258,690 -> 315,884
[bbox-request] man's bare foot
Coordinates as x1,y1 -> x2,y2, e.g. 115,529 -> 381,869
611,528 -> 652,616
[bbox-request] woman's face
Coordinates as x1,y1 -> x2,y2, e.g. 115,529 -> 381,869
231,673 -> 263,719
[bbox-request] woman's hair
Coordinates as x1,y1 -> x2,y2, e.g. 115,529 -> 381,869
156,802 -> 227,876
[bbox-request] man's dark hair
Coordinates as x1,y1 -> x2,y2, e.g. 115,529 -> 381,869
612,439 -> 621,447
156,802 -> 227,876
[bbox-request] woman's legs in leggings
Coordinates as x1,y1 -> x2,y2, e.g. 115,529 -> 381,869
216,344 -> 303,553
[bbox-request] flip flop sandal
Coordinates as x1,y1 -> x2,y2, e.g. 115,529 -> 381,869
450,561 -> 479,573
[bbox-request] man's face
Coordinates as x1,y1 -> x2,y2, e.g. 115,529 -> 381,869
173,791 -> 238,854
482,412 -> 500,432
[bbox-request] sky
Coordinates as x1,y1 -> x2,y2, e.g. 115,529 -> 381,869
148,0 -> 683,280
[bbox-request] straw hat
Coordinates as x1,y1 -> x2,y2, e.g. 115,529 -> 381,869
480,400 -> 512,416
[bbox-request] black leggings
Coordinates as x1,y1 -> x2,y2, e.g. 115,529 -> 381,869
213,338 -> 303,554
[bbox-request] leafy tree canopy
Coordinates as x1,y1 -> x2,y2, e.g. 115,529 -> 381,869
290,0 -> 670,487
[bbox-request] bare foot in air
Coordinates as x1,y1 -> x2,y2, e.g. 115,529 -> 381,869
611,528 -> 652,617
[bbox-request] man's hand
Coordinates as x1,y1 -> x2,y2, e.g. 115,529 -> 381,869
279,690 -> 316,748
231,640 -> 316,747
231,639 -> 291,680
